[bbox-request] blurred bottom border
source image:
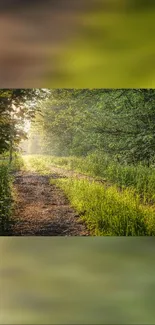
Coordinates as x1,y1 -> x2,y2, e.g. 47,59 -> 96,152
1,237 -> 155,324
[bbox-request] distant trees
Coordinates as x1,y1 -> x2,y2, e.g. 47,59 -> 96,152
2,88 -> 155,167
0,89 -> 47,161
29,89 -> 155,166
86,89 -> 155,165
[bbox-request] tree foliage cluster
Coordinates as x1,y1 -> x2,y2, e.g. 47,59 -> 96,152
0,89 -> 47,158
29,89 -> 155,166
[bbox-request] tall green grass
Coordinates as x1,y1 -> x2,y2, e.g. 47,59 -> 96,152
27,154 -> 155,205
51,178 -> 155,236
0,152 -> 24,171
23,155 -> 51,175
23,155 -> 155,236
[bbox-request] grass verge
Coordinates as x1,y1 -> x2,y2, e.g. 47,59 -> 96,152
50,178 -> 155,236
24,154 -> 155,205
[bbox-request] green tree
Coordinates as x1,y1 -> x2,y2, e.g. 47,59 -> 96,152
28,88 -> 155,166
0,89 -> 47,161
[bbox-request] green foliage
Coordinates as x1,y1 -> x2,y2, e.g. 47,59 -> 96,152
0,164 -> 13,234
10,153 -> 24,172
29,89 -> 107,156
25,154 -> 155,205
51,178 -> 155,236
40,154 -> 155,204
0,89 -> 47,156
23,155 -> 155,235
23,155 -> 51,175
0,153 -> 24,234
29,89 -> 155,166
84,155 -> 155,205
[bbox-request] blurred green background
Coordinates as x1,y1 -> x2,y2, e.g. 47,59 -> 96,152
50,0 -> 155,87
1,237 -> 155,324
1,0 -> 155,87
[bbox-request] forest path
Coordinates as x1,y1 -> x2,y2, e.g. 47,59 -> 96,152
12,171 -> 89,236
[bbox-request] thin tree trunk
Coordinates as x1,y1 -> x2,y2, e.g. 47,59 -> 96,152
9,138 -> 13,164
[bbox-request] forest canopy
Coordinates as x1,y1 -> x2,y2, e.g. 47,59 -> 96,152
24,88 -> 155,167
1,88 -> 155,166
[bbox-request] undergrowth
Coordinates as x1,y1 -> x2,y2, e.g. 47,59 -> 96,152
0,153 -> 24,234
50,178 -> 155,236
25,154 -> 155,205
23,155 -> 155,236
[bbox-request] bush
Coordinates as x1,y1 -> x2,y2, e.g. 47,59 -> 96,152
0,152 -> 24,234
0,164 -> 13,234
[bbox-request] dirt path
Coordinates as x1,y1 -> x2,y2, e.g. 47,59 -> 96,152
12,171 -> 89,236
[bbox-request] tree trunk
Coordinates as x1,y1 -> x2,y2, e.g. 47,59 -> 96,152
9,139 -> 13,164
